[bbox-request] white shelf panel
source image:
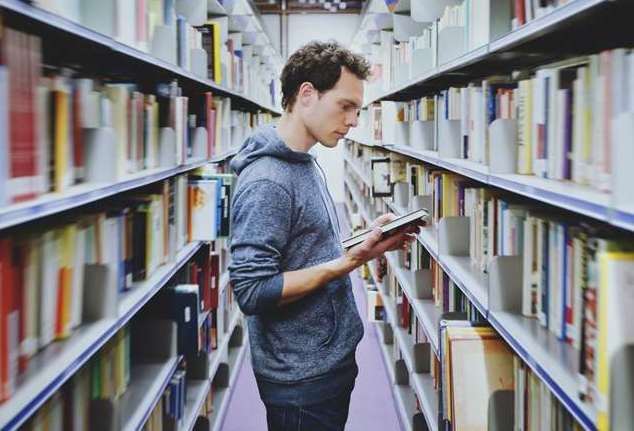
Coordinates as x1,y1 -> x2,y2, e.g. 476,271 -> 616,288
121,356 -> 180,431
393,325 -> 415,376
375,324 -> 396,383
209,308 -> 242,380
182,379 -> 211,431
0,160 -> 207,231
344,156 -> 372,189
344,177 -> 372,225
410,298 -> 441,358
418,226 -> 439,260
438,255 -> 489,315
410,373 -> 439,431
0,0 -> 282,116
385,253 -> 440,356
394,383 -> 416,431
488,311 -> 596,431
0,241 -> 202,431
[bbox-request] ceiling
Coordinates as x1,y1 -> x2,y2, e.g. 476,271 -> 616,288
253,0 -> 365,14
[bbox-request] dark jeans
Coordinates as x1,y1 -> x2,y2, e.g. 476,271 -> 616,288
264,388 -> 353,431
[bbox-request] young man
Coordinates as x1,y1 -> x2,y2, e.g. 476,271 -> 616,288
229,41 -> 416,431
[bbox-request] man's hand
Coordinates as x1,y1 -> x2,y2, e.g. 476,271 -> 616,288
343,212 -> 420,270
279,212 -> 420,307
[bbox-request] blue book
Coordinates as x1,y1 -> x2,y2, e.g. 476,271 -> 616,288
176,15 -> 187,68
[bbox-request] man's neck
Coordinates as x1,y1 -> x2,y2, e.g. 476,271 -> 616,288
276,111 -> 317,153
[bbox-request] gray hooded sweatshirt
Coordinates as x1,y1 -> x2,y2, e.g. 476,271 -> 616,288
228,125 -> 364,406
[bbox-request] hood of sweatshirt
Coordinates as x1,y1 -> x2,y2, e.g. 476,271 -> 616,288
230,125 -> 314,175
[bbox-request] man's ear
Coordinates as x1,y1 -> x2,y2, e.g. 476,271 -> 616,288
297,82 -> 316,107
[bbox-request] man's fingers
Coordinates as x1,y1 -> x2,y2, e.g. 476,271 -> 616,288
372,212 -> 396,228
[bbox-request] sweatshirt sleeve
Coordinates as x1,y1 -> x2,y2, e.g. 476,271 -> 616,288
228,179 -> 292,316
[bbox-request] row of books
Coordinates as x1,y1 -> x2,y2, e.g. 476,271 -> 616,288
361,0 -> 583,96
0,168 -> 239,403
0,24 -> 274,207
366,46 -> 633,195
512,0 -> 573,29
22,326 -> 131,431
349,182 -> 587,430
363,0 -> 512,94
18,235 -> 238,428
0,176 -> 183,401
29,0 -> 281,107
359,218 -> 583,431
440,323 -> 582,431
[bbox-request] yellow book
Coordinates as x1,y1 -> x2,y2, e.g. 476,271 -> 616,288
211,22 -> 222,85
596,252 -> 634,431
441,174 -> 456,217
60,225 -> 76,338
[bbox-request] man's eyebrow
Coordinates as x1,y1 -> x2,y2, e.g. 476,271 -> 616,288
340,98 -> 362,108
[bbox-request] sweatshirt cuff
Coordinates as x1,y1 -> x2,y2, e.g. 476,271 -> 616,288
256,273 -> 285,311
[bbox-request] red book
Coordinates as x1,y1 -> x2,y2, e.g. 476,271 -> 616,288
4,29 -> 38,202
515,0 -> 526,26
0,237 -> 18,401
201,255 -> 211,311
13,242 -> 27,373
209,253 -> 220,310
401,295 -> 410,329
205,92 -> 215,157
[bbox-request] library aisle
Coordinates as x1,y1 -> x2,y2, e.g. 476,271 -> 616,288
1,0 -> 634,430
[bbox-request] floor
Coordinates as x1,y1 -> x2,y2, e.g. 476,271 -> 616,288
219,206 -> 401,431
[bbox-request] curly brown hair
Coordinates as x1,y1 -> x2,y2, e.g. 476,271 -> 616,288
280,40 -> 370,111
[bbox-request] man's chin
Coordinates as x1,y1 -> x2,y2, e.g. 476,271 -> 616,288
320,139 -> 340,148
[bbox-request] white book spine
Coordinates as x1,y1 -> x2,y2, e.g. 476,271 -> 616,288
39,232 -> 59,348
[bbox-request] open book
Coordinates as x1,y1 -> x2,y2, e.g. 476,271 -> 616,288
342,208 -> 428,249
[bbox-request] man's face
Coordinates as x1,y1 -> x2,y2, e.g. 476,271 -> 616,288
301,67 -> 363,148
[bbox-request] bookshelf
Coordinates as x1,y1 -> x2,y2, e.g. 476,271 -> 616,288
0,240 -> 202,430
345,155 -> 601,429
0,0 -> 275,428
358,0 -> 631,107
0,0 -> 283,115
